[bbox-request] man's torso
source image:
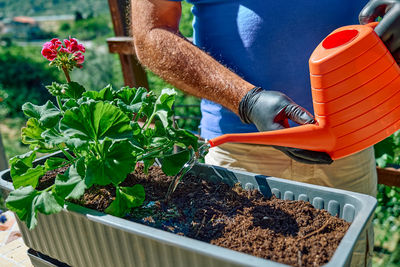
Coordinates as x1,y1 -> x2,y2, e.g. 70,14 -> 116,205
181,1 -> 367,138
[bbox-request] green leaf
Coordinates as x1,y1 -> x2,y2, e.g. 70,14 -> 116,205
21,119 -> 57,153
161,150 -> 191,176
9,151 -> 46,189
152,88 -> 176,127
104,188 -> 124,217
85,159 -> 111,186
9,151 -> 36,177
34,191 -> 63,215
85,140 -> 136,186
115,87 -> 147,104
12,165 -> 46,189
168,128 -> 199,150
82,85 -> 113,101
64,82 -> 86,99
149,137 -> 170,148
22,101 -> 61,128
6,186 -> 39,230
7,187 -> 64,229
42,128 -> 87,149
154,120 -> 166,136
44,157 -> 67,171
21,118 -> 45,144
115,87 -> 149,116
63,98 -> 78,109
105,184 -> 145,217
143,158 -> 155,174
120,184 -> 145,208
55,158 -> 87,199
130,122 -> 141,136
60,101 -> 133,142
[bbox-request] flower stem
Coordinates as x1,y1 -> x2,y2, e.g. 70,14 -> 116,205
62,67 -> 71,83
56,96 -> 64,112
143,114 -> 155,130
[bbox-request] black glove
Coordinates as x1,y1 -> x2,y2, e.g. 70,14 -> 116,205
238,87 -> 333,165
359,0 -> 400,63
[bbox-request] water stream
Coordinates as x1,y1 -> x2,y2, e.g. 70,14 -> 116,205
164,142 -> 211,202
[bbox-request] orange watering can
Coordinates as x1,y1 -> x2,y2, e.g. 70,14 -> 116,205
208,22 -> 400,160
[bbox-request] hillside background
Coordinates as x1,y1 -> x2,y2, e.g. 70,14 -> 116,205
0,0 -> 109,17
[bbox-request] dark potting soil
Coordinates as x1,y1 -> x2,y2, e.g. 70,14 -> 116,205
42,164 -> 350,267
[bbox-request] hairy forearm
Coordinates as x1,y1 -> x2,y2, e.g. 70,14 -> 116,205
133,22 -> 254,113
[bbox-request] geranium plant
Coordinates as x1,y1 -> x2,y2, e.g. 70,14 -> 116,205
6,37 -> 200,229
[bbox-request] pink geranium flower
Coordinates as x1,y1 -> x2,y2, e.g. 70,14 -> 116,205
41,37 -> 86,70
64,37 -> 85,53
41,38 -> 62,61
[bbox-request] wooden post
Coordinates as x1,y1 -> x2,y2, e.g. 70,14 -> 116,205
107,0 -> 149,89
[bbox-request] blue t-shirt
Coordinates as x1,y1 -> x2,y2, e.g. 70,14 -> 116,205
171,0 -> 367,139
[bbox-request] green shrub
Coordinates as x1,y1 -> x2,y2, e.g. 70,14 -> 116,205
0,45 -> 62,118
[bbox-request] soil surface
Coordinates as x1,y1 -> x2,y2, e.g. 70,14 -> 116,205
41,164 -> 350,267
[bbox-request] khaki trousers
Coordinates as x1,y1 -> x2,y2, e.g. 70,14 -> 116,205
205,143 -> 377,267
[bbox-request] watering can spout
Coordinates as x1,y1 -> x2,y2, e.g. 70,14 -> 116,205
208,123 -> 335,153
208,22 -> 400,160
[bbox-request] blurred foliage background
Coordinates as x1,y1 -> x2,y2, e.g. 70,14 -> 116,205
0,1 -> 398,266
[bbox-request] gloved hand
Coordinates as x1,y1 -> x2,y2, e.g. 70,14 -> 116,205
359,0 -> 400,63
238,87 -> 333,164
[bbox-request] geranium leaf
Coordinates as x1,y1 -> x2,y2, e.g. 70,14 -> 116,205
21,118 -> 45,144
161,150 -> 191,176
55,158 -> 87,199
115,87 -> 149,117
34,191 -> 63,215
168,128 -> 199,150
9,151 -> 36,177
64,81 -> 86,99
21,118 -> 58,153
6,186 -> 39,230
85,140 -> 136,186
105,185 -> 145,217
60,101 -> 133,142
42,128 -> 87,149
9,151 -> 46,189
12,165 -> 46,189
63,98 -> 78,109
44,157 -> 67,171
114,87 -> 147,105
105,188 -> 126,217
82,85 -> 113,101
22,101 -> 61,128
120,184 -> 145,208
143,158 -> 155,174
152,89 -> 176,128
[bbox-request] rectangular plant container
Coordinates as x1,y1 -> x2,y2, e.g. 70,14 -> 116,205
0,153 -> 377,267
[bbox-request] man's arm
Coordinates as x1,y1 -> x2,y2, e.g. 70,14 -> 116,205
131,0 -> 333,164
131,0 -> 254,114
